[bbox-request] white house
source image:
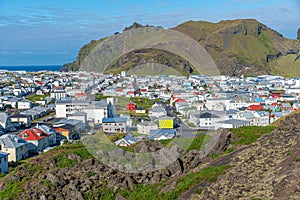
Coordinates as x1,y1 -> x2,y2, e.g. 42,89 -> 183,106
237,111 -> 270,126
0,134 -> 28,162
137,121 -> 158,135
149,107 -> 167,118
189,111 -> 227,129
0,113 -> 14,132
114,134 -> 137,147
215,119 -> 251,129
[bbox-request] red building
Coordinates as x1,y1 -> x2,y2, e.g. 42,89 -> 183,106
126,102 -> 137,111
19,128 -> 50,151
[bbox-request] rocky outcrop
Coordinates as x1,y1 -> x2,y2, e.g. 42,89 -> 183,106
192,114 -> 300,200
298,28 -> 300,40
0,130 -> 231,199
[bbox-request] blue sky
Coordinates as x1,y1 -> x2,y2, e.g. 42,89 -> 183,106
0,0 -> 300,66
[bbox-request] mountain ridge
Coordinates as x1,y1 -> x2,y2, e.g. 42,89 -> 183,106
62,19 -> 300,76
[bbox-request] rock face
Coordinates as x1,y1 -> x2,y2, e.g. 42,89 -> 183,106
191,114 -> 300,200
298,28 -> 300,40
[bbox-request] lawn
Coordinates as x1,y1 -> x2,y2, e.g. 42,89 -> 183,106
230,126 -> 276,145
26,94 -> 50,102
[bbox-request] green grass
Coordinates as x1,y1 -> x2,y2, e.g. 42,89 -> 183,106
295,157 -> 300,162
0,177 -> 28,200
26,94 -> 50,102
230,126 -> 275,145
95,94 -> 112,100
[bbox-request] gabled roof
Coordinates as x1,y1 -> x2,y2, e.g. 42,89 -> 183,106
149,129 -> 176,140
195,112 -> 220,119
0,134 -> 28,148
19,128 -> 49,141
0,113 -> 9,123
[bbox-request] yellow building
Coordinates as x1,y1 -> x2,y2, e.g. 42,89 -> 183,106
159,116 -> 174,129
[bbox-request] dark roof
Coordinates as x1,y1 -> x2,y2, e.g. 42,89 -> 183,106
11,113 -> 30,118
195,112 -> 220,118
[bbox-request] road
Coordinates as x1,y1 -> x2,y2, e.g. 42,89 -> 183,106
165,105 -> 206,138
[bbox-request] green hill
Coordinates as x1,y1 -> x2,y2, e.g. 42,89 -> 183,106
63,19 -> 300,76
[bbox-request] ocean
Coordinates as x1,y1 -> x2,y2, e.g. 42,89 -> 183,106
0,65 -> 62,72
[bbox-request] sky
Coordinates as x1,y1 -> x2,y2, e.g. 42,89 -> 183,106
0,0 -> 300,66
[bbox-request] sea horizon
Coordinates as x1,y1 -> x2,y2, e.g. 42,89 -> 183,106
0,65 -> 62,72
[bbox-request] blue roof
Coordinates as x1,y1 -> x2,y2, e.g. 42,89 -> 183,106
254,97 -> 264,103
102,117 -> 127,123
0,152 -> 8,158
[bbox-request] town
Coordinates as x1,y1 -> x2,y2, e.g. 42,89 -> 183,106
0,69 -> 299,174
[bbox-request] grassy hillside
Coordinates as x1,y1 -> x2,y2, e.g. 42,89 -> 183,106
173,19 -> 300,76
64,19 -> 300,76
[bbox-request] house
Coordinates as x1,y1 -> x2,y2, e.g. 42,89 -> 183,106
17,99 -> 32,110
0,113 -> 14,132
36,124 -> 57,146
20,106 -> 52,121
82,100 -> 113,124
75,92 -> 87,101
137,121 -> 158,135
149,129 -> 176,140
189,111 -> 226,129
215,119 -> 251,129
53,124 -> 78,141
102,118 -> 127,134
159,116 -> 174,129
0,134 -> 28,162
280,103 -> 292,111
114,133 -> 137,147
0,152 -> 8,173
149,107 -> 167,118
10,113 -> 31,127
126,102 -> 137,111
54,118 -> 85,132
237,111 -> 270,126
19,128 -> 50,151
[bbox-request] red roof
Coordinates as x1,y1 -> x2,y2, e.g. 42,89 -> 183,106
175,98 -> 187,103
115,88 -> 123,92
75,92 -> 87,97
19,128 -> 49,141
271,94 -> 281,98
247,104 -> 264,111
